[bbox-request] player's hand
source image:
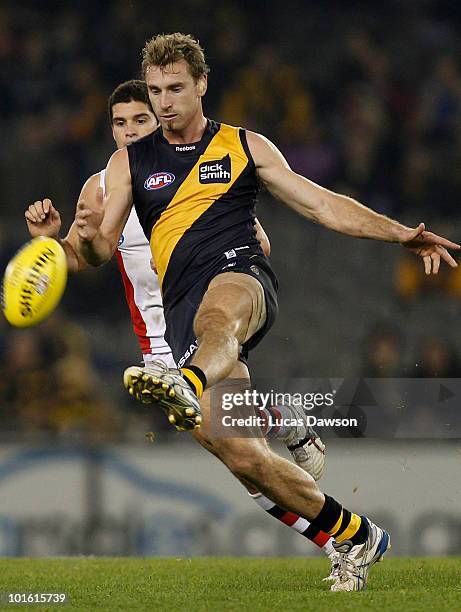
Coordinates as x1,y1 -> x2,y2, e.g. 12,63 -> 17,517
75,186 -> 104,242
25,199 -> 61,238
399,223 -> 460,274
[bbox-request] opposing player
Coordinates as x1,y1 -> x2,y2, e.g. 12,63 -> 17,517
26,81 -> 173,366
73,34 -> 460,590
25,80 -> 340,577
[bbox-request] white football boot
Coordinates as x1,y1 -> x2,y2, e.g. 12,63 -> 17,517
123,361 -> 202,431
331,517 -> 391,591
323,551 -> 341,583
284,404 -> 326,480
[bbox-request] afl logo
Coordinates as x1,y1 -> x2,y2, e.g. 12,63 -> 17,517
144,172 -> 175,190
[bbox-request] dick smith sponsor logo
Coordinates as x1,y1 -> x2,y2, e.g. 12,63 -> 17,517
199,154 -> 231,183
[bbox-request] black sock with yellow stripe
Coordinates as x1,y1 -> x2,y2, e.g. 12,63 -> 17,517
181,366 -> 207,399
310,494 -> 368,545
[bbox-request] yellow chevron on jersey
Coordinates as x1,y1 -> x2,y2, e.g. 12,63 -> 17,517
150,123 -> 249,288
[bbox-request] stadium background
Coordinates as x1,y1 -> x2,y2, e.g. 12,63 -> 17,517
0,0 -> 460,557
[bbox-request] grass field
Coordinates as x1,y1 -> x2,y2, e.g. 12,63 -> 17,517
0,557 -> 459,611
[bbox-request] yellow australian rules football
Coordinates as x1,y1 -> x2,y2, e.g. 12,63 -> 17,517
2,236 -> 67,327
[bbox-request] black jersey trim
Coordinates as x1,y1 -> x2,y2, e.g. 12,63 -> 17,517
126,142 -> 138,189
239,129 -> 255,171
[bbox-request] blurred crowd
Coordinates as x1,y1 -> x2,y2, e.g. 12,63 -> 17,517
1,0 -> 461,438
0,1 -> 460,226
0,307 -> 170,440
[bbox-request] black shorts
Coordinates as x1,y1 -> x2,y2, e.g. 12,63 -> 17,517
165,252 -> 279,369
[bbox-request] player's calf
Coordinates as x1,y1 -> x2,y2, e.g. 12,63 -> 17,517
215,437 -> 274,485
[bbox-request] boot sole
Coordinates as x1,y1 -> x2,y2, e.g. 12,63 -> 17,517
124,367 -> 202,431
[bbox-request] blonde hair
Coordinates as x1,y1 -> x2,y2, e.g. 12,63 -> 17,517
142,33 -> 210,80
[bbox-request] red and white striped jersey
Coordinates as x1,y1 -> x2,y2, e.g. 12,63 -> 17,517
99,170 -> 175,365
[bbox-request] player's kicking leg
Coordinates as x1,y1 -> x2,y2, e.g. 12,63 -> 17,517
124,272 -> 260,426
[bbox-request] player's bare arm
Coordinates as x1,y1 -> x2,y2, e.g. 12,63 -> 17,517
62,174 -> 102,272
247,131 -> 459,274
25,174 -> 103,274
75,147 -> 133,266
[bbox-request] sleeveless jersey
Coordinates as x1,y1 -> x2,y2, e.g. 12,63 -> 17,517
127,120 -> 263,312
99,170 -> 172,358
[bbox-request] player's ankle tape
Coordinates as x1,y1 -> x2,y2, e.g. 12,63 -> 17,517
181,366 -> 207,398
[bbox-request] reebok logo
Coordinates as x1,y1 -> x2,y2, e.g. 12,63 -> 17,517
199,154 -> 231,184
175,145 -> 196,152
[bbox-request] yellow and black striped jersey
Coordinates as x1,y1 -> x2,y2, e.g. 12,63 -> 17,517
127,119 -> 263,310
